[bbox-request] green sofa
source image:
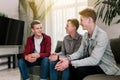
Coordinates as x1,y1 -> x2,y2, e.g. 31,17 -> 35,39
20,37 -> 120,80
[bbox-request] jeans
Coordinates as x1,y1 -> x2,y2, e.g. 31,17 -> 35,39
49,61 -> 70,80
18,57 -> 49,80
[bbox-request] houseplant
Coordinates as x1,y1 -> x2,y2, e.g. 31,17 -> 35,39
19,0 -> 53,36
19,0 -> 53,41
0,12 -> 7,17
19,0 -> 53,51
95,0 -> 120,26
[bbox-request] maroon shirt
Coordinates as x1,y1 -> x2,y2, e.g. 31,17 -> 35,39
24,33 -> 51,58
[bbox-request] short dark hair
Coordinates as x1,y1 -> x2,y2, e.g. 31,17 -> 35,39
67,18 -> 79,30
79,8 -> 96,23
31,20 -> 41,29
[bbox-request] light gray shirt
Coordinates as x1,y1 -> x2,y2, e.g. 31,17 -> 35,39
70,26 -> 120,75
58,32 -> 82,56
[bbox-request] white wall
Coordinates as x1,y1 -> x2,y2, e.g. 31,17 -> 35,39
88,0 -> 120,39
0,0 -> 19,19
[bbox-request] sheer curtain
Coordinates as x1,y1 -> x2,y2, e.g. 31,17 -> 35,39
45,0 -> 88,51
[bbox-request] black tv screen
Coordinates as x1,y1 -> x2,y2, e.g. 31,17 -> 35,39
0,16 -> 24,45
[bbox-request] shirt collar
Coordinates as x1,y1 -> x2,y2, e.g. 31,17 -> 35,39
85,25 -> 99,40
91,25 -> 99,40
66,32 -> 80,40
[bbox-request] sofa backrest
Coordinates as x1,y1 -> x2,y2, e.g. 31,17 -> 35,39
110,37 -> 120,64
55,41 -> 62,53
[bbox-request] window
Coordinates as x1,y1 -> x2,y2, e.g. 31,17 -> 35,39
46,0 -> 88,51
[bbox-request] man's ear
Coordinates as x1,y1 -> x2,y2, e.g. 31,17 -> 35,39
31,28 -> 34,33
89,17 -> 93,23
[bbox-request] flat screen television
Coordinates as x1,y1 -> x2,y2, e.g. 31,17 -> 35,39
0,16 -> 24,45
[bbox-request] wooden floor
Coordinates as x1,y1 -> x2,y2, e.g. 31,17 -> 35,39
0,68 -> 20,80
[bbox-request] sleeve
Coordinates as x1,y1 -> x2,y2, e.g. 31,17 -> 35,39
23,37 -> 33,58
69,37 -> 85,60
57,40 -> 66,56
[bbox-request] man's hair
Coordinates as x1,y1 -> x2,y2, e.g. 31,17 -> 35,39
31,20 -> 41,29
79,8 -> 96,23
67,18 -> 79,30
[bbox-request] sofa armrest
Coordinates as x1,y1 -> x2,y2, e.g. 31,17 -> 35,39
83,74 -> 120,80
110,38 -> 120,64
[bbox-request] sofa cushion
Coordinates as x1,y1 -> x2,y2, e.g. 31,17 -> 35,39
83,74 -> 120,80
29,74 -> 40,80
83,64 -> 120,80
29,66 -> 40,76
110,37 -> 120,64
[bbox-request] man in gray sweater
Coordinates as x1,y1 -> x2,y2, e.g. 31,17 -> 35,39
49,18 -> 82,80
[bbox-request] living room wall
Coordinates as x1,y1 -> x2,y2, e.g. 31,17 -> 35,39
0,0 -> 19,19
88,0 -> 120,39
0,0 -> 19,70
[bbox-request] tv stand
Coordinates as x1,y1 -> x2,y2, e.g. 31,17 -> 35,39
0,46 -> 19,69
0,54 -> 16,68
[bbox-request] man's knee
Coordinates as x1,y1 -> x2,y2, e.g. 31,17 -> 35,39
49,60 -> 57,66
41,57 -> 49,66
18,58 -> 25,66
42,57 -> 49,63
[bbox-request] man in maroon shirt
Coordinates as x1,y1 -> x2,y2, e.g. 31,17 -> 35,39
18,20 -> 51,80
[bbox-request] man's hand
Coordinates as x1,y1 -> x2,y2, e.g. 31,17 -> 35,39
25,53 -> 40,63
31,53 -> 40,59
55,57 -> 69,71
49,53 -> 58,61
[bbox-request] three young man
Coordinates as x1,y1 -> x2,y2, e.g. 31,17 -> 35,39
18,8 -> 120,80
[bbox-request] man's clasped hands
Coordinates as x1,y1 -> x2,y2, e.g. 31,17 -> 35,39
49,53 -> 69,71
